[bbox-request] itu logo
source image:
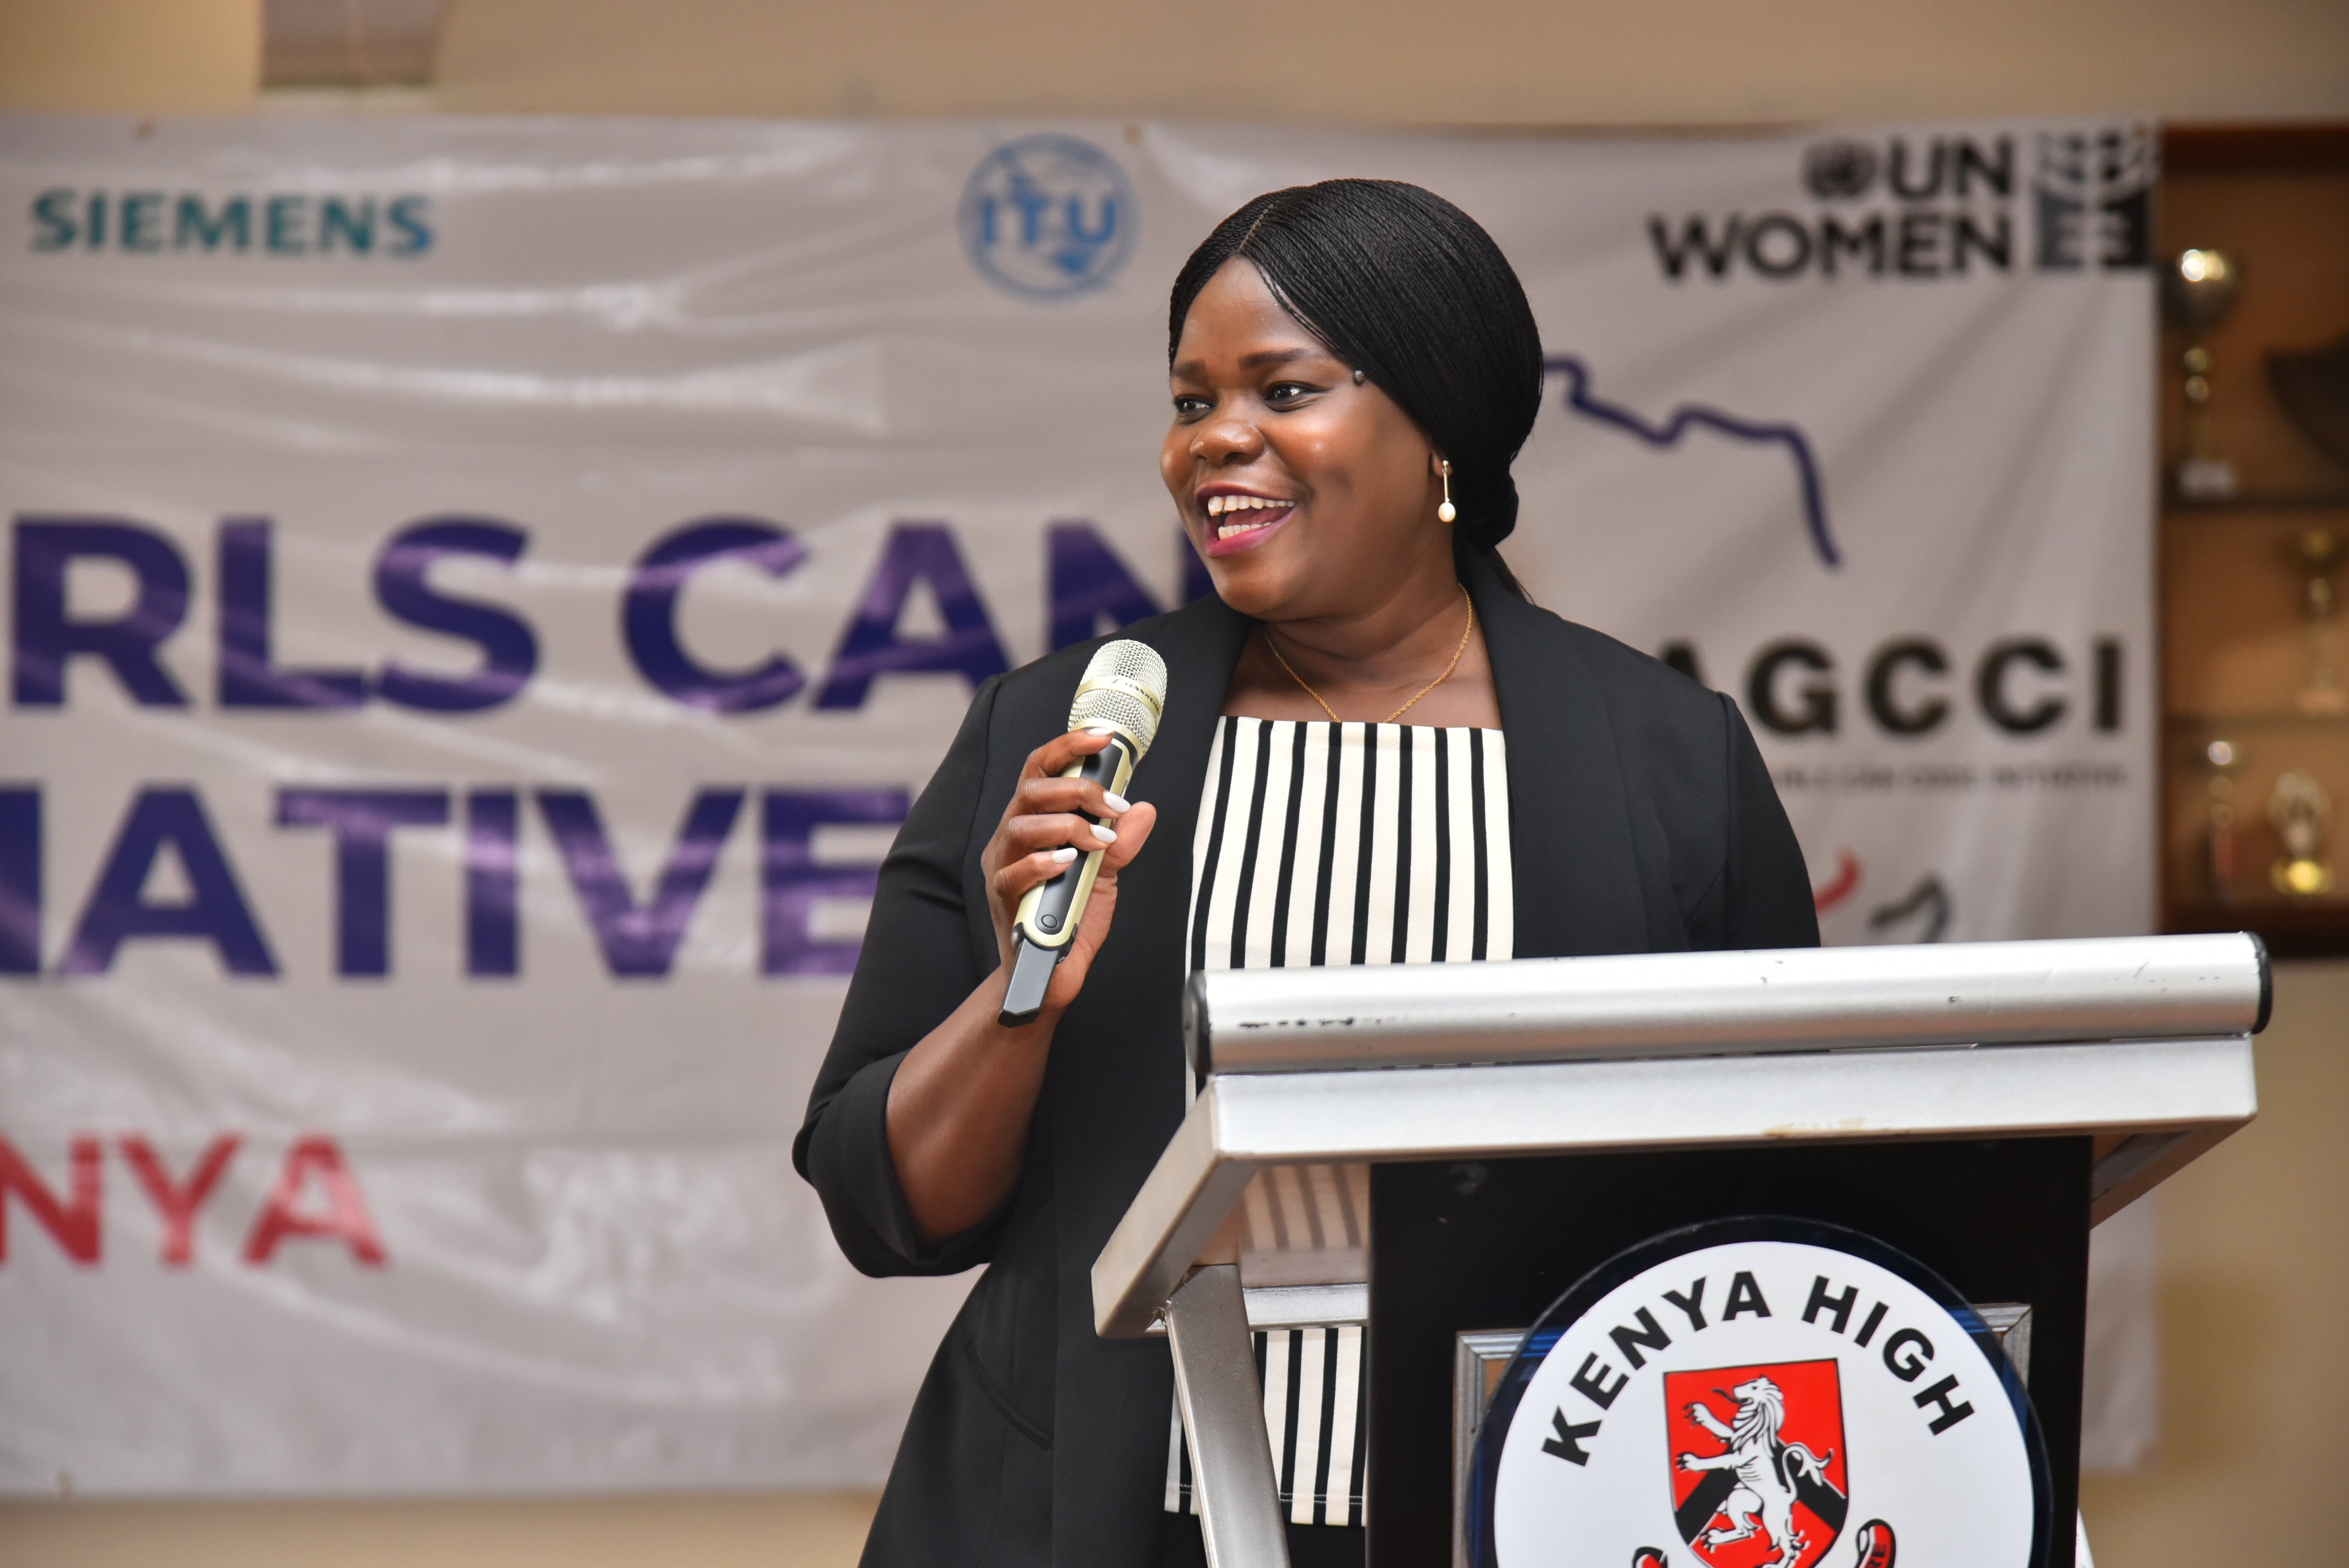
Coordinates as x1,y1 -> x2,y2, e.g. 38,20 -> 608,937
959,134 -> 1136,299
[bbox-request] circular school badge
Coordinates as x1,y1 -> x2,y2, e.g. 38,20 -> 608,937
1469,1217 -> 2050,1568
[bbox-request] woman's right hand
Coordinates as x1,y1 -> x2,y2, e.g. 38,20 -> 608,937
979,729 -> 1159,1024
884,729 -> 1161,1242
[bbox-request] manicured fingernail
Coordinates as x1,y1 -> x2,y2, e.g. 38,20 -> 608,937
1087,726 -> 1116,737
1051,846 -> 1079,863
1102,792 -> 1131,813
1091,823 -> 1117,844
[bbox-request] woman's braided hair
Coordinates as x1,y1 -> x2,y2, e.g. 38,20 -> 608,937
1169,179 -> 1545,594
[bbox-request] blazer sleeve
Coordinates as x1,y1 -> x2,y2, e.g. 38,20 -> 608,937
793,675 -> 1006,1278
1716,691 -> 1821,950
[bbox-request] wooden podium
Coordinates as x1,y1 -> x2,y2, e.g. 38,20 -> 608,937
1091,934 -> 2266,1568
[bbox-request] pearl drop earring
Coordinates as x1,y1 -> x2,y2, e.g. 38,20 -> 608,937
1437,460 -> 1456,524
1352,369 -> 1366,386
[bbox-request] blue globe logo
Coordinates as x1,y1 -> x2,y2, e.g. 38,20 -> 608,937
960,134 -> 1137,300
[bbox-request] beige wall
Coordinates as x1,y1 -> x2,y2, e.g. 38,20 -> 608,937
3,0 -> 2347,122
2079,960 -> 2349,1559
428,0 -> 2349,123
2,4 -> 2344,1565
0,0 -> 257,114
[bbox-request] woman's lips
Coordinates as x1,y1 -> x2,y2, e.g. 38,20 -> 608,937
1199,493 -> 1296,556
1201,503 -> 1294,556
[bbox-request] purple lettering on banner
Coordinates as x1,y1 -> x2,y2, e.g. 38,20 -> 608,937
1047,522 -> 1163,650
465,790 -> 520,978
622,519 -> 806,712
0,788 -> 37,973
536,789 -> 745,977
274,789 -> 451,977
374,519 -> 539,712
216,520 -> 369,709
11,517 -> 191,707
61,788 -> 277,976
814,522 -> 1010,709
760,788 -> 911,975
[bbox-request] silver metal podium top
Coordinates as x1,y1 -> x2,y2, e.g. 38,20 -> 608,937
1186,932 -> 2269,1075
1098,936 -> 2265,1340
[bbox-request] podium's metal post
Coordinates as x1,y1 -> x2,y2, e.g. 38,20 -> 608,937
1165,1265 -> 1292,1568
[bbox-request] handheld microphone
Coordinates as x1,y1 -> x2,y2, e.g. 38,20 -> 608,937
998,639 -> 1168,1027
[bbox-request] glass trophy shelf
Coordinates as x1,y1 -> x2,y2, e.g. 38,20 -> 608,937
2165,491 -> 2349,514
2166,709 -> 2349,730
2166,898 -> 2349,957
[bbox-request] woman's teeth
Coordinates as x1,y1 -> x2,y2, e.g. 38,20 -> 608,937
1206,494 -> 1289,538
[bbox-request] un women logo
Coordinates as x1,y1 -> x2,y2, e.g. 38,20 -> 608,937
959,134 -> 1137,299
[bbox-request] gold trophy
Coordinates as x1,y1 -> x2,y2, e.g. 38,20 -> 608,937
2269,770 -> 2335,898
2164,248 -> 2242,500
2289,526 -> 2347,715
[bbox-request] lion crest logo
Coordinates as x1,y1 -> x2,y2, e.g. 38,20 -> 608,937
1665,1361 -> 1850,1568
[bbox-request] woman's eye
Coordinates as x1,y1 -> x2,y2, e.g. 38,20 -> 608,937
1172,395 -> 1211,419
1265,382 -> 1317,406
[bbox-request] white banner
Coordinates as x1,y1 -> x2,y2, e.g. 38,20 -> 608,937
0,114 -> 2154,1494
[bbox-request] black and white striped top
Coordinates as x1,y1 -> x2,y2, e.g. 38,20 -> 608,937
1166,718 -> 1514,1526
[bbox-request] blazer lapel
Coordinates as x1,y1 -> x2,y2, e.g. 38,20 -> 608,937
1465,549 -> 1653,958
1117,593 -> 1255,962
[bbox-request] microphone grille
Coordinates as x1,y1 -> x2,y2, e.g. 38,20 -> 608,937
1068,639 -> 1169,757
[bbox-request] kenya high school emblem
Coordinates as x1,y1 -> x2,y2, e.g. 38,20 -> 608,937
1665,1360 -> 1850,1568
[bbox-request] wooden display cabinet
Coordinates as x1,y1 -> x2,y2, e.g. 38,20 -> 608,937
2158,126 -> 2349,954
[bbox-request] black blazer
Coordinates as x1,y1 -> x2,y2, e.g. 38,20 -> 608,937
795,549 -> 1819,1568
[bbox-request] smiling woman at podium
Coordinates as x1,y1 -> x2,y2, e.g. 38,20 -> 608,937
796,179 -> 1819,1568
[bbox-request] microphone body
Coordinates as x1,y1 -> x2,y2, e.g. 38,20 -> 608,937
999,640 -> 1167,1027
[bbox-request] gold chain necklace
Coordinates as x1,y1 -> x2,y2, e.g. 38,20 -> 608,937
1265,586 -> 1475,725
